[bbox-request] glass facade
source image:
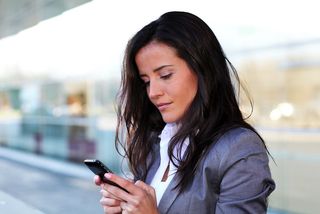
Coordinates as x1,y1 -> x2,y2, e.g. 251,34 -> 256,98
0,79 -> 121,171
233,42 -> 320,213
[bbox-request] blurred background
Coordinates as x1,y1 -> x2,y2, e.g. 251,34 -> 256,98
0,0 -> 319,213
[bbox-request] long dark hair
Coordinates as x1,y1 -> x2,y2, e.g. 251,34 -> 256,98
116,11 -> 267,191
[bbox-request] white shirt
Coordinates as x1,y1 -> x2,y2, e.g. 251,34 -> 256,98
150,123 -> 189,205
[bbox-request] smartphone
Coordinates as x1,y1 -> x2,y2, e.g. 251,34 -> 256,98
83,159 -> 128,192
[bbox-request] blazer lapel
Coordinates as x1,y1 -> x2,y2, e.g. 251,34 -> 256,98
158,173 -> 181,213
145,137 -> 182,213
145,139 -> 161,184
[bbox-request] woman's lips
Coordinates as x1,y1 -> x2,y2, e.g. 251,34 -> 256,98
156,102 -> 172,111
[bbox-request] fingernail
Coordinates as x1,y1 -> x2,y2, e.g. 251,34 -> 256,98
105,173 -> 111,179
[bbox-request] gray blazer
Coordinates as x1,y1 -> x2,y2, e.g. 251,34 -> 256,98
144,128 -> 275,214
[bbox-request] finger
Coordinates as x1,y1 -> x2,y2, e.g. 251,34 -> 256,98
134,180 -> 150,191
102,182 -> 132,203
120,202 -> 134,213
102,205 -> 122,214
135,180 -> 156,197
94,175 -> 102,186
100,188 -> 123,201
104,173 -> 141,203
104,173 -> 138,194
100,197 -> 121,207
134,180 -> 157,206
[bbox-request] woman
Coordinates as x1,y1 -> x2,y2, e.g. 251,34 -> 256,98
94,11 -> 275,214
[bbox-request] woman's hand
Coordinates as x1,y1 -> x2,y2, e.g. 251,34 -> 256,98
99,173 -> 158,214
94,175 -> 122,214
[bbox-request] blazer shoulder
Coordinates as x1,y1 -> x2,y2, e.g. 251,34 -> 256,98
212,127 -> 265,157
203,127 -> 268,175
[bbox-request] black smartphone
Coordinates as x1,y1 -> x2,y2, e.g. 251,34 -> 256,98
83,159 -> 128,192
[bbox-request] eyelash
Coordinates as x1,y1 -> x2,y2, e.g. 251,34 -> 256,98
161,73 -> 172,80
143,73 -> 172,87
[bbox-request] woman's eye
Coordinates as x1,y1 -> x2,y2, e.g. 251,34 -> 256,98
161,73 -> 172,80
140,77 -> 150,87
144,81 -> 150,87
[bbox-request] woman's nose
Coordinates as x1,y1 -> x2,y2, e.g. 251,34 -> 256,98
148,80 -> 163,99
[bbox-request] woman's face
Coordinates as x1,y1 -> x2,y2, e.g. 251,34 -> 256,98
135,41 -> 198,123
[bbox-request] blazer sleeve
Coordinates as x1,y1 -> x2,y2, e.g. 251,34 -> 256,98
214,128 -> 275,214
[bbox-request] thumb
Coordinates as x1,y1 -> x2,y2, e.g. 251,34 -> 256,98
135,180 -> 156,196
135,180 -> 157,204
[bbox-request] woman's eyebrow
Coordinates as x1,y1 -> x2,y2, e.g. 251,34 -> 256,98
139,65 -> 173,78
153,64 -> 173,72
